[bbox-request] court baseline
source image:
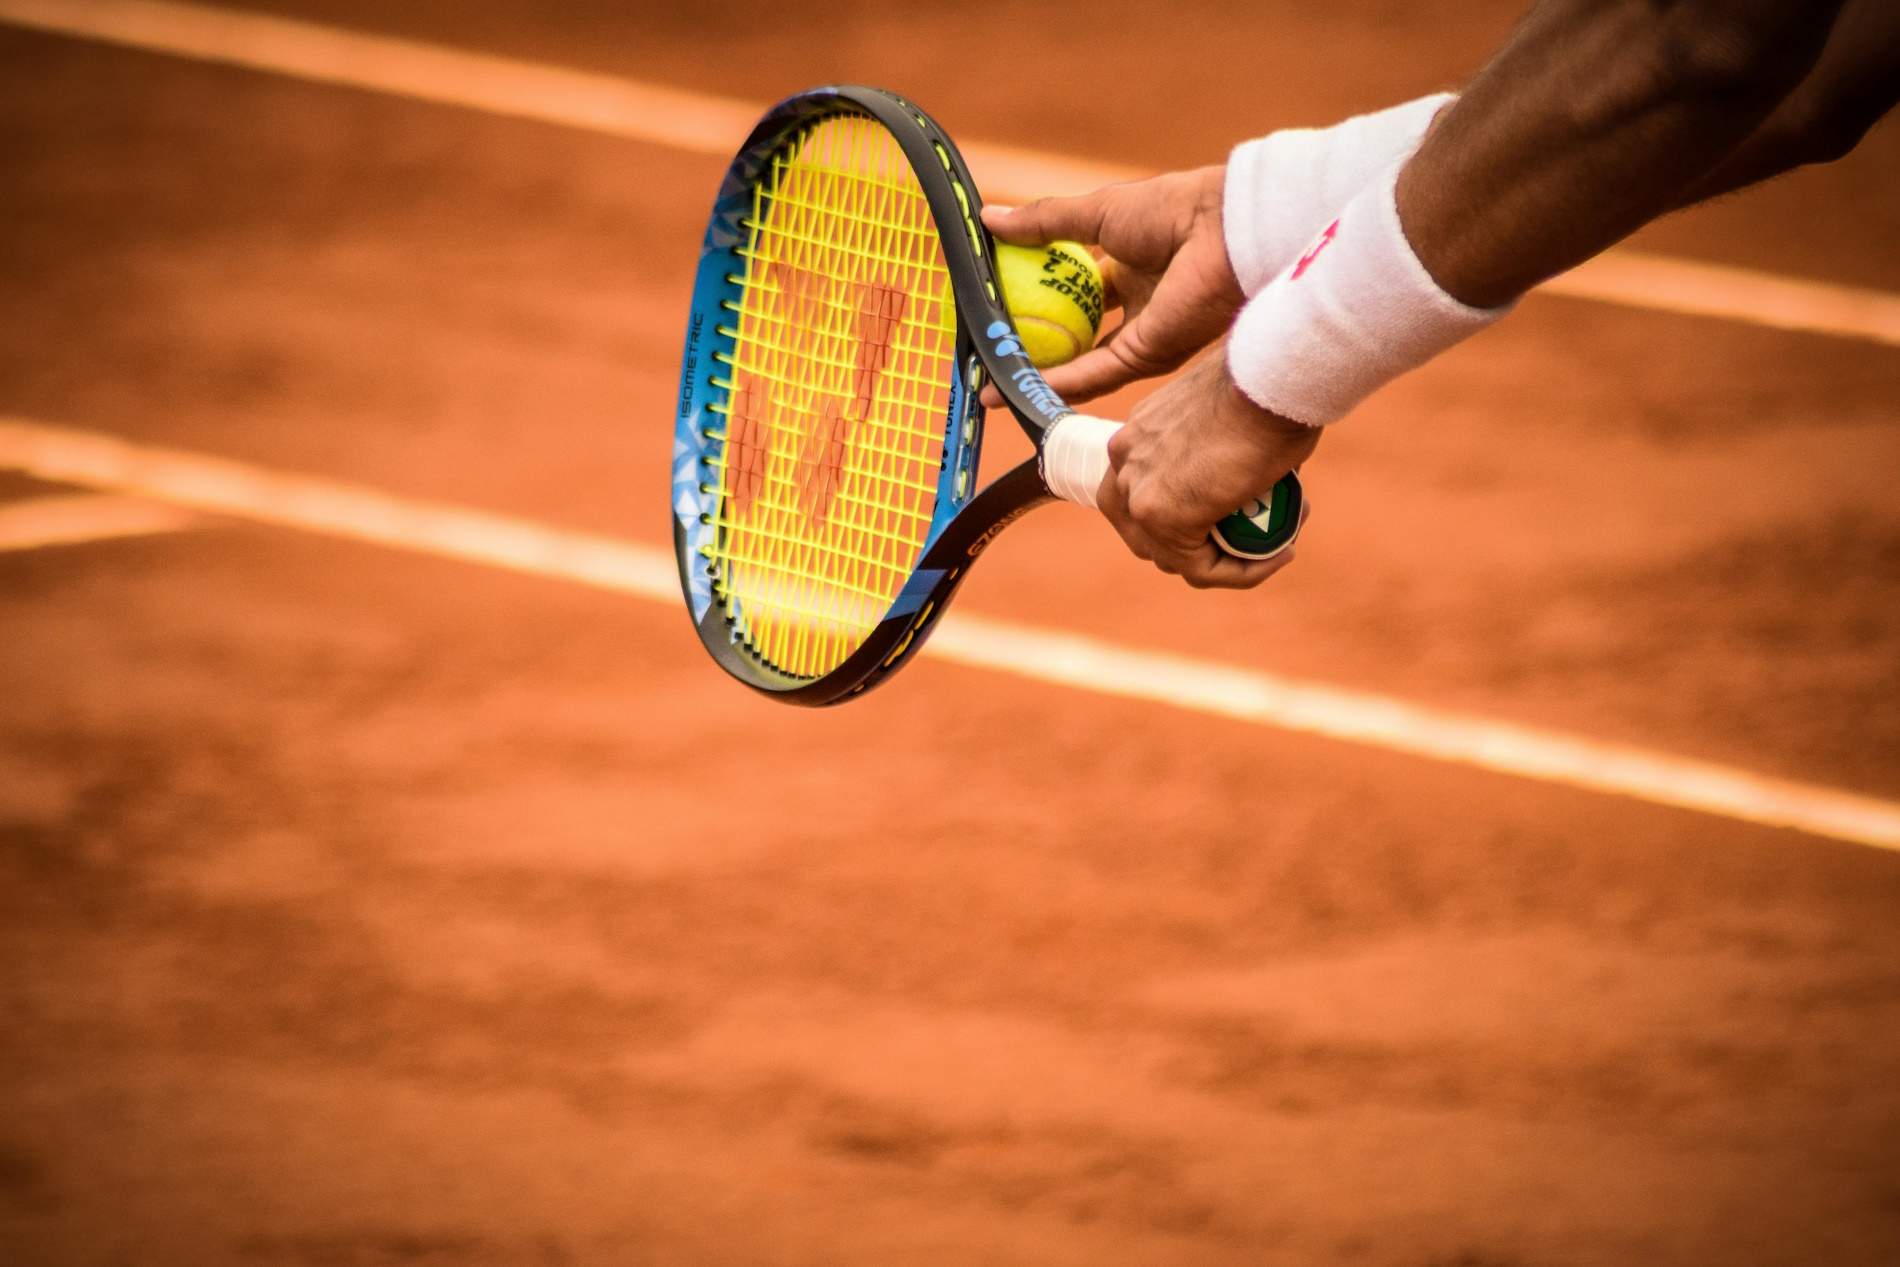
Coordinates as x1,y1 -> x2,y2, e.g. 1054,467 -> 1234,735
4,415 -> 1897,854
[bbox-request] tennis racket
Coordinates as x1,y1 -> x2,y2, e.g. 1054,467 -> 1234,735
673,85 -> 1302,705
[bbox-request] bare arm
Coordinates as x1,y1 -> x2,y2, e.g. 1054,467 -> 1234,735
1002,0 -> 1890,587
1104,0 -> 1872,588
1401,0 -> 1851,307
989,0 -> 1895,417
1679,0 -> 1900,202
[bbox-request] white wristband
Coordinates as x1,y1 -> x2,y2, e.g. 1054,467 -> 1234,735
1223,93 -> 1456,297
1226,161 -> 1511,427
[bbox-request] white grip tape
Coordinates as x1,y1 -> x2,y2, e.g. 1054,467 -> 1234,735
1041,413 -> 1120,509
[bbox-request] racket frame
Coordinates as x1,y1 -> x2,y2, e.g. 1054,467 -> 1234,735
673,85 -> 1296,706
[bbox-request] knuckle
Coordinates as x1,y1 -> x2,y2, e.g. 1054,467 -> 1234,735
1110,331 -> 1171,376
1111,522 -> 1152,561
1007,199 -> 1048,234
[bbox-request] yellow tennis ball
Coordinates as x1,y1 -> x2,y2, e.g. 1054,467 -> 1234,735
994,240 -> 1104,368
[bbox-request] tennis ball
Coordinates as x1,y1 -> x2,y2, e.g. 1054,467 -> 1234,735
994,240 -> 1104,368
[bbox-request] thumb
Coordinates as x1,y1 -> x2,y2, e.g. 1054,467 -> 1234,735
981,189 -> 1114,247
1040,310 -> 1187,402
978,340 -> 1141,407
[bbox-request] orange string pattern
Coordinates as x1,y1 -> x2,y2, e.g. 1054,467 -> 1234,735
705,114 -> 956,679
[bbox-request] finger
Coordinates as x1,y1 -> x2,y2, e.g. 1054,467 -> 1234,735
1180,482 -> 1312,585
1094,464 -> 1168,564
981,191 -> 1115,248
1094,255 -> 1128,314
1033,350 -> 1139,406
982,329 -> 1156,406
1179,543 -> 1299,590
1115,516 -> 1168,567
1037,331 -> 1187,405
977,321 -> 1135,406
1140,536 -> 1208,582
1168,479 -> 1311,587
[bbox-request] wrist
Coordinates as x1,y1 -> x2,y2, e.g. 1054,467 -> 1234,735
1223,92 -> 1457,296
1226,159 -> 1512,427
1196,164 -> 1246,309
1218,361 -> 1308,441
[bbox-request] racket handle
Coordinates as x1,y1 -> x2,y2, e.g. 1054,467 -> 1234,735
1042,414 -> 1302,562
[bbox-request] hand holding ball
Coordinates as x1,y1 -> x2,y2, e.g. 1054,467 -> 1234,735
994,240 -> 1104,368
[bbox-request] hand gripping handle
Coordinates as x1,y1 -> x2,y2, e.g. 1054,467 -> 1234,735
1041,414 -> 1302,561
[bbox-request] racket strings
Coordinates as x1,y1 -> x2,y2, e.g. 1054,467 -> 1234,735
707,113 -> 957,678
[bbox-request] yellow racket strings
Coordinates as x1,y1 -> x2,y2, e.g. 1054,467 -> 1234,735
706,114 -> 957,679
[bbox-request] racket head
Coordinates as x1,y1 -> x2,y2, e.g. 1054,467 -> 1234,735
673,86 -> 1046,705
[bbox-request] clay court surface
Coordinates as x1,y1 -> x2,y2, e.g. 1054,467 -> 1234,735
3,3 -> 1899,1264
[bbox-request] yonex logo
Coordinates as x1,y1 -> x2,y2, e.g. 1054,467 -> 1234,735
1009,365 -> 1066,419
984,321 -> 1066,420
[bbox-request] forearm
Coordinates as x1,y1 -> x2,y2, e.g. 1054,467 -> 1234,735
1400,0 -> 1850,307
1676,0 -> 1900,204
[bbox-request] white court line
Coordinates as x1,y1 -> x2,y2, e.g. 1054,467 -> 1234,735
3,415 -> 1898,854
1558,250 -> 1900,344
0,492 -> 196,551
4,0 -> 1899,348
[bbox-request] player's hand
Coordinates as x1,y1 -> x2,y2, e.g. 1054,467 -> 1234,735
1099,350 -> 1318,589
979,166 -> 1242,405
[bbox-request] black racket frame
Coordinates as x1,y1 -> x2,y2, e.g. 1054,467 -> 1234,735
673,85 -> 1298,705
